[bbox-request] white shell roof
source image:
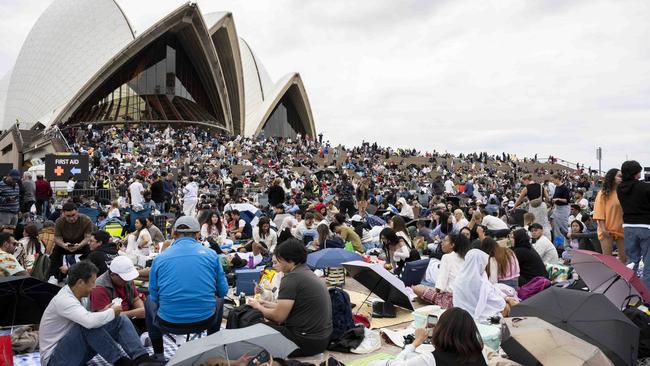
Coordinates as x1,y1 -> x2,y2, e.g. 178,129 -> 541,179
0,69 -> 10,130
2,0 -> 135,130
203,11 -> 230,28
239,37 -> 274,130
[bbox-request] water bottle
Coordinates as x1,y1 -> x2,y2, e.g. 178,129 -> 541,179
247,253 -> 254,268
239,292 -> 246,306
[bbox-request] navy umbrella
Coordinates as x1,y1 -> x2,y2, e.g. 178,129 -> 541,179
307,248 -> 362,269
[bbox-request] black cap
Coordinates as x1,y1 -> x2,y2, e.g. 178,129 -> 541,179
528,223 -> 543,231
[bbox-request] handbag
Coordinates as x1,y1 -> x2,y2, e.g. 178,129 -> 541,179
529,183 -> 544,208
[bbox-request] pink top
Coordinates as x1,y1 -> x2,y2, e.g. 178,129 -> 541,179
487,253 -> 520,283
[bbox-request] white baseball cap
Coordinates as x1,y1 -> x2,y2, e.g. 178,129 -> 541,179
350,214 -> 363,223
109,256 -> 139,281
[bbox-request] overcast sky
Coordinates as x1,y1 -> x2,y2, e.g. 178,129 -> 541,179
1,0 -> 649,171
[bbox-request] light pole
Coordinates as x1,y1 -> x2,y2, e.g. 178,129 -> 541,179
596,147 -> 602,176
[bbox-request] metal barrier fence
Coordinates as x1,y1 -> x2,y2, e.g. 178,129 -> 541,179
68,189 -> 115,202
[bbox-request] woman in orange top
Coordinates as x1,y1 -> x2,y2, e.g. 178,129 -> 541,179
593,168 -> 625,263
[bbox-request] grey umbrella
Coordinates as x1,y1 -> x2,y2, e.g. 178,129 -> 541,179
510,287 -> 639,366
167,323 -> 298,366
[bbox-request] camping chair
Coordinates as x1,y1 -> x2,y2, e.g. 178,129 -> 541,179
508,208 -> 527,227
152,215 -> 169,240
78,207 -> 100,224
127,208 -> 152,233
400,258 -> 430,286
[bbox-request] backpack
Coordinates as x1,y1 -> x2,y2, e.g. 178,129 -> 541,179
623,307 -> 650,358
517,276 -> 551,300
30,253 -> 50,281
329,288 -> 355,342
225,305 -> 264,329
623,295 -> 650,358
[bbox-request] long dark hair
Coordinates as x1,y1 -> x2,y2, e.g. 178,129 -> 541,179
431,307 -> 484,362
23,223 -> 42,254
451,234 -> 471,259
600,168 -> 619,200
481,237 -> 516,278
391,215 -> 409,237
512,228 -> 531,249
134,217 -> 147,238
257,216 -> 270,238
439,212 -> 453,235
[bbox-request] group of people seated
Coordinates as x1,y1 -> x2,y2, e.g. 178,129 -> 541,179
2,201 -> 334,365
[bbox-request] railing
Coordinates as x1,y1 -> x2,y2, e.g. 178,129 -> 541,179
52,126 -> 72,152
68,189 -> 115,202
538,157 -> 581,170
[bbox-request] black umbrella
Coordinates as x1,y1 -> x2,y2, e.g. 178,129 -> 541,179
342,261 -> 414,311
510,287 -> 638,366
0,276 -> 61,326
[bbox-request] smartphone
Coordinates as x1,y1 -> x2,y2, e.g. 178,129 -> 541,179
427,314 -> 438,328
247,349 -> 270,366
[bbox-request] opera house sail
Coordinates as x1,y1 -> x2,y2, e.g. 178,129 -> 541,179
0,1 -> 316,141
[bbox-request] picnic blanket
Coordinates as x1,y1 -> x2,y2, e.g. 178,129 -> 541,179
14,333 -> 180,366
346,290 -> 415,329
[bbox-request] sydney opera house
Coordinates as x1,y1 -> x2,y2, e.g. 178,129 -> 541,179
0,0 -> 316,167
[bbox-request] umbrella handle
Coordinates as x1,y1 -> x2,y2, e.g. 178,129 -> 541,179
622,294 -> 642,309
356,278 -> 382,315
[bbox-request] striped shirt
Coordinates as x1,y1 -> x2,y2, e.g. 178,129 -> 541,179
0,179 -> 19,214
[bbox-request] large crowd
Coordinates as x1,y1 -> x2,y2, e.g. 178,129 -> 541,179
0,123 -> 648,366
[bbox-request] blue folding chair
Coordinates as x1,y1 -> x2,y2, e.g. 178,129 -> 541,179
78,207 -> 100,224
127,208 -> 152,232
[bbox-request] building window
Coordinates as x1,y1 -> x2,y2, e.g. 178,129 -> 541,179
1,143 -> 12,155
67,34 -> 221,127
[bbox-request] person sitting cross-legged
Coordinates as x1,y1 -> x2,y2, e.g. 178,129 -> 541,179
90,256 -> 145,324
39,261 -> 156,366
145,216 -> 229,362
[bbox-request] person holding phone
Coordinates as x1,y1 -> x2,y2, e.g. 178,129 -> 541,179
48,202 -> 94,283
368,307 -> 487,365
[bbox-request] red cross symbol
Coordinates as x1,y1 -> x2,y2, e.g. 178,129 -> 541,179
54,166 -> 64,176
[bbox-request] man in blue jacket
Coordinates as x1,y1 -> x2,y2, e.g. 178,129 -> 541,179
145,216 -> 228,361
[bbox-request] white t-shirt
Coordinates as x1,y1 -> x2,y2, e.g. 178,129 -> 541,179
444,179 -> 455,194
533,236 -> 559,264
183,182 -> 198,201
482,215 -> 509,230
129,181 -> 144,205
108,207 -> 121,219
436,252 -> 464,293
39,286 -> 115,365
577,198 -> 589,210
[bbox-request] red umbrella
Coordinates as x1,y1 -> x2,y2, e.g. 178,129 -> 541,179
571,249 -> 650,308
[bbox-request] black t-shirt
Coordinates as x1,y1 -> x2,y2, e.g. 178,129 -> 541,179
526,183 -> 542,201
617,180 -> 650,225
514,246 -> 549,286
552,184 -> 571,206
277,265 -> 332,339
268,185 -> 285,207
151,180 -> 165,203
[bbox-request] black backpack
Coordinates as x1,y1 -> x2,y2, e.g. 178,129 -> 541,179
225,305 -> 264,329
328,288 -> 355,342
623,295 -> 650,358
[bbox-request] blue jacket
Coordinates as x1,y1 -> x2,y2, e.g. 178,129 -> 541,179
149,237 -> 228,323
